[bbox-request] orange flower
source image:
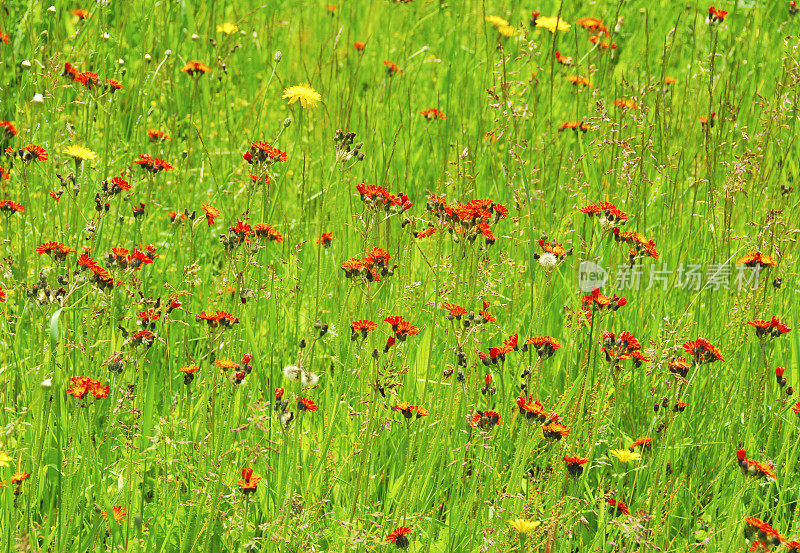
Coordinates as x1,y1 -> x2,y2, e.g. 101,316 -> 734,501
181,61 -> 210,76
36,241 -> 76,259
442,303 -> 467,319
0,200 -> 25,213
383,60 -> 402,76
65,376 -> 109,399
147,129 -> 170,142
200,204 -> 219,226
420,108 -> 446,120
254,223 -> 284,243
566,75 -> 592,87
75,71 -> 100,88
559,121 -> 589,133
470,410 -> 501,429
17,144 -> 48,162
196,310 -> 239,328
563,456 -> 589,476
316,232 -> 334,247
101,506 -> 128,523
350,319 -> 377,339
737,251 -> 775,268
683,337 -> 724,364
0,120 -> 17,137
238,467 -> 262,493
516,395 -> 547,421
244,141 -> 287,164
555,51 -> 573,65
607,498 -> 630,516
614,98 -> 639,109
575,17 -> 610,36
386,527 -> 411,548
629,437 -> 653,451
105,79 -> 123,91
524,336 -> 562,358
297,397 -> 317,412
71,8 -> 89,18
392,403 -> 429,419
542,422 -> 570,440
10,472 -> 30,483
133,154 -> 172,174
589,36 -> 617,49
354,41 -> 366,51
214,359 -> 240,370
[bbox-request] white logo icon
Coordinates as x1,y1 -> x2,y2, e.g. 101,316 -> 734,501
578,261 -> 608,292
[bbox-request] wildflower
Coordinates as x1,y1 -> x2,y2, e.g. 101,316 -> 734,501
582,288 -> 627,311
536,16 -> 570,33
664,76 -> 677,84
282,84 -> 322,109
354,41 -> 366,51
244,141 -> 287,165
179,365 -> 200,385
316,232 -> 333,247
629,437 -> 653,451
0,120 -> 17,138
516,396 -> 548,421
748,316 -> 791,338
508,518 -> 540,534
610,449 -> 642,463
563,456 -> 589,476
392,403 -> 429,419
614,98 -> 639,109
213,359 -> 240,371
72,8 -> 88,18
607,498 -> 631,516
133,154 -> 172,174
384,60 -> 402,76
442,303 -> 468,320
65,376 -> 110,399
350,319 -> 377,339
470,410 -> 501,429
791,1 -> 799,16
105,79 -> 123,92
11,144 -> 49,162
420,108 -> 446,120
699,111 -> 716,128
575,17 -> 610,36
589,36 -> 617,49
201,204 -> 220,226
63,145 -> 97,162
386,527 -> 411,549
238,468 -> 261,494
217,22 -> 238,34
0,200 -> 25,214
147,129 -> 170,142
0,167 -> 9,180
682,337 -> 724,364
0,32 -> 9,44
555,51 -> 573,65
737,251 -> 775,268
101,506 -> 128,523
196,310 -> 239,329
707,6 -> 727,24
36,241 -> 76,260
566,75 -> 592,87
542,422 -> 570,440
297,397 -> 317,412
254,223 -> 284,243
181,61 -> 210,76
0,287 -> 6,302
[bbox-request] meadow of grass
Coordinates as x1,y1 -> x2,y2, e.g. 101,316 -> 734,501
1,0 -> 799,551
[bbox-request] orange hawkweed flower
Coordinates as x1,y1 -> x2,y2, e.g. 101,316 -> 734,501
629,437 -> 653,451
559,121 -> 589,133
0,200 -> 25,214
10,472 -> 30,483
470,410 -> 501,429
36,241 -> 76,259
350,319 -> 377,339
244,141 -> 287,164
254,223 -> 284,243
442,303 -> 468,319
75,71 -> 100,88
524,336 -> 562,358
395,320 -> 420,340
699,112 -> 716,128
65,376 -> 109,399
575,17 -> 610,36
354,41 -> 366,51
105,79 -> 123,92
17,144 -> 48,162
566,75 -> 592,87
555,50 -> 573,65
0,120 -> 17,138
420,108 -> 446,120
516,395 -> 547,422
101,506 -> 128,523
386,526 -> 411,549
563,456 -> 589,476
133,154 -> 172,174
607,498 -> 630,516
200,204 -> 219,226
71,8 -> 89,18
0,32 -> 9,44
316,232 -> 334,247
748,316 -> 791,338
297,397 -> 317,412
707,6 -> 727,23
0,287 -> 6,302
384,60 -> 402,76
589,36 -> 617,49
614,98 -> 639,109
682,337 -> 724,365
147,129 -> 170,142
214,359 -> 240,371
181,61 -> 210,76
542,422 -> 570,440
737,251 -> 775,268
196,310 -> 239,328
664,76 -> 677,84
238,467 -> 262,494
392,403 -> 429,419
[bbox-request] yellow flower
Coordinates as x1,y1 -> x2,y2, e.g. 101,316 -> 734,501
497,25 -> 516,38
610,449 -> 642,463
508,518 -> 540,534
62,145 -> 97,162
485,15 -> 510,28
0,450 -> 13,467
216,22 -> 238,35
282,84 -> 322,110
535,16 -> 571,33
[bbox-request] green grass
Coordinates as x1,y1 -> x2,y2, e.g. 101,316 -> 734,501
1,0 -> 799,551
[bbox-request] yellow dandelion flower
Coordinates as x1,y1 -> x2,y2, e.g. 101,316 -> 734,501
610,449 -> 642,463
282,84 -> 322,110
216,22 -> 238,35
497,25 -> 516,38
508,518 -> 540,534
62,145 -> 97,162
485,15 -> 510,28
0,450 -> 13,467
535,16 -> 571,33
